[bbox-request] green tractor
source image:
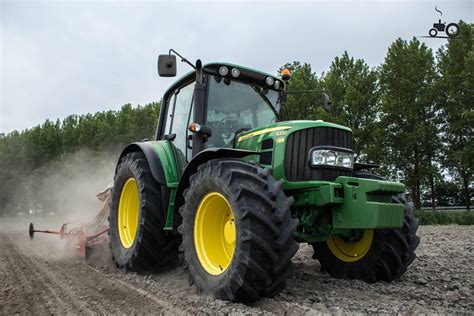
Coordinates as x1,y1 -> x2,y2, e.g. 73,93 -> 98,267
109,50 -> 420,302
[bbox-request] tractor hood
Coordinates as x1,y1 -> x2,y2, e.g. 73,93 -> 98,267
236,120 -> 351,145
235,120 -> 353,185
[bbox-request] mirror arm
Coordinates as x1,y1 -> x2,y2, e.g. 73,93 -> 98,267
169,49 -> 196,70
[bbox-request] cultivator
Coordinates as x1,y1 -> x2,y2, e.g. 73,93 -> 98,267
28,185 -> 112,258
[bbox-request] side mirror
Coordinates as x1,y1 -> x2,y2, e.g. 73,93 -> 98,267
322,93 -> 331,112
157,54 -> 177,77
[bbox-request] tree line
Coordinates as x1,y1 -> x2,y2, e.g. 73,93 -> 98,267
0,103 -> 160,215
0,21 -> 471,215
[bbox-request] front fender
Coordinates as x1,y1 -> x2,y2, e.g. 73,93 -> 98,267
172,148 -> 259,229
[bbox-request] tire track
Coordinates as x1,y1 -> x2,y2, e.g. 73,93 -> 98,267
1,235 -> 78,314
7,231 -> 187,314
1,239 -> 52,315
2,222 -> 473,314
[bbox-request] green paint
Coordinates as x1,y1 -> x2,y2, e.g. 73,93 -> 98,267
164,189 -> 177,230
290,183 -> 344,208
145,141 -> 180,229
289,176 -> 405,242
332,177 -> 405,229
150,140 -> 179,187
236,120 -> 351,182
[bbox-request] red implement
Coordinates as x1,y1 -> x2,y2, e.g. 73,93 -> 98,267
29,222 -> 109,258
28,184 -> 112,258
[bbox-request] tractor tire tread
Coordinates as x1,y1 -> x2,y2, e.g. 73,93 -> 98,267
312,193 -> 419,283
179,159 -> 298,302
109,152 -> 180,273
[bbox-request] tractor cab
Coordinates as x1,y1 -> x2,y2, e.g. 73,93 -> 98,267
156,60 -> 285,163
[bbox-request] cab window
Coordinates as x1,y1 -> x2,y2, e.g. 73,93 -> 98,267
163,82 -> 194,162
205,75 -> 279,148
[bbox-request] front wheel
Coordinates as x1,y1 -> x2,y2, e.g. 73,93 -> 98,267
312,194 -> 420,282
180,159 -> 298,302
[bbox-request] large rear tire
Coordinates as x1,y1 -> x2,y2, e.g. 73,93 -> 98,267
312,193 -> 420,282
446,23 -> 460,38
109,152 -> 180,272
180,159 -> 298,302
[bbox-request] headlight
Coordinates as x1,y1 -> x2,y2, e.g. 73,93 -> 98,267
231,67 -> 240,78
218,66 -> 229,76
265,76 -> 275,86
310,148 -> 353,169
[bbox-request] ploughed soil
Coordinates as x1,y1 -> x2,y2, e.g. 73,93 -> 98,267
0,219 -> 472,315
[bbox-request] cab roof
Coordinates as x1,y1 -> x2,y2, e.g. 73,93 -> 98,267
162,62 -> 283,102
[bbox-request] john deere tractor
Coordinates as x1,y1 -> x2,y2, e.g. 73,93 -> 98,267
109,50 -> 420,302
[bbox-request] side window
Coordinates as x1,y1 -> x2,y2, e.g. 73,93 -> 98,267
166,83 -> 194,162
163,94 -> 175,137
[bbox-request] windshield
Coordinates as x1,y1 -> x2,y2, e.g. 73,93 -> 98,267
205,75 -> 280,148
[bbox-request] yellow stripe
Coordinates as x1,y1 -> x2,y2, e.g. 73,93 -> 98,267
238,126 -> 292,143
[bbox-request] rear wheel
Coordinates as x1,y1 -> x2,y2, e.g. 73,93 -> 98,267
109,152 -> 180,272
180,159 -> 298,302
446,23 -> 460,38
312,194 -> 420,282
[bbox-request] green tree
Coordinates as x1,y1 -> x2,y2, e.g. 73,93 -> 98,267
379,38 -> 440,209
0,102 -> 161,215
436,21 -> 473,210
322,52 -> 380,161
278,62 -> 321,120
434,180 -> 464,206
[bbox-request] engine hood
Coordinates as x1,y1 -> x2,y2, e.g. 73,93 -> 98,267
236,120 -> 351,145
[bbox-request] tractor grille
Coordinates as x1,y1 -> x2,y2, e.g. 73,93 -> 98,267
284,127 -> 353,181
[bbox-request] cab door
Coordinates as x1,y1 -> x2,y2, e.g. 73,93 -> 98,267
162,82 -> 195,172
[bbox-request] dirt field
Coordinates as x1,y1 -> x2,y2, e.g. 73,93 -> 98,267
0,220 -> 472,315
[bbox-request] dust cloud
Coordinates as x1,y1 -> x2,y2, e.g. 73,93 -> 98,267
24,149 -> 116,223
0,149 -> 117,260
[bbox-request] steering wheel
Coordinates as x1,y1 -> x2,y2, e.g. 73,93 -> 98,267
214,116 -> 242,139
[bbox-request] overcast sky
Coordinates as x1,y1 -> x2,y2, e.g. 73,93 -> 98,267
0,0 -> 472,133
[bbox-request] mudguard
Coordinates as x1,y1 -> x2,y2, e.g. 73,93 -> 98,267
172,148 -> 260,230
116,141 -> 179,222
116,142 -> 169,185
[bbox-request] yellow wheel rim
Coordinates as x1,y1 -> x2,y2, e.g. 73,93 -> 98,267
118,178 -> 140,248
194,192 -> 236,275
327,229 -> 373,262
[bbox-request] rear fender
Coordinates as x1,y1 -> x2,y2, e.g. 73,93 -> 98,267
116,141 -> 180,222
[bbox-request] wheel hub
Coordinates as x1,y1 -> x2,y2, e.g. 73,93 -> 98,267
194,192 -> 236,275
118,178 -> 140,248
327,229 -> 373,262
